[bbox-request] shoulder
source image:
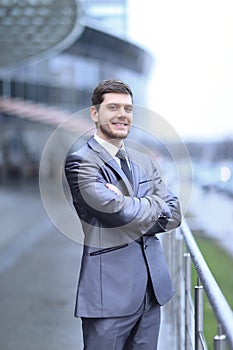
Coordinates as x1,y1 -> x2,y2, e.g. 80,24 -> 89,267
65,145 -> 87,163
65,136 -> 103,170
65,136 -> 96,162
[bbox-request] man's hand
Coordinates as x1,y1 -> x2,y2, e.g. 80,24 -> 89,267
105,183 -> 122,195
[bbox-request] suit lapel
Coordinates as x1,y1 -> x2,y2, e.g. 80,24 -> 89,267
87,137 -> 134,195
126,148 -> 141,195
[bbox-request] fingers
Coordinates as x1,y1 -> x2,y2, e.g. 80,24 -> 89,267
105,183 -> 122,195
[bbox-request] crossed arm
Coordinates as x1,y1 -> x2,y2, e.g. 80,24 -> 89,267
105,182 -> 181,234
65,152 -> 182,235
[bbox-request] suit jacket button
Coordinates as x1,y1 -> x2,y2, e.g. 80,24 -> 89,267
144,244 -> 148,250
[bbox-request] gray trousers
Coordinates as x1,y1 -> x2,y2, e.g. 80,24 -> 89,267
81,280 -> 161,350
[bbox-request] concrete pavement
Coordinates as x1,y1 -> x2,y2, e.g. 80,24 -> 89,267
0,185 -> 83,350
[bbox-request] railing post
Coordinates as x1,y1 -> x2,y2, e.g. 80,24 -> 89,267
194,277 -> 205,350
214,324 -> 227,350
176,230 -> 184,350
184,252 -> 192,349
182,219 -> 233,348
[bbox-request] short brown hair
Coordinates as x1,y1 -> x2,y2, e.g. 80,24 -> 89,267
91,79 -> 133,107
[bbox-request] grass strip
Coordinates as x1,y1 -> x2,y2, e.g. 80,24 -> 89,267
193,235 -> 233,349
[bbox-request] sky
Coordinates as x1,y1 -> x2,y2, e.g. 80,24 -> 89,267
128,0 -> 233,141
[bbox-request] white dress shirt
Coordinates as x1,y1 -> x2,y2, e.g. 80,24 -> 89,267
93,134 -> 130,168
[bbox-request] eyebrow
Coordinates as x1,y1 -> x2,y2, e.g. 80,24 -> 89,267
105,103 -> 133,107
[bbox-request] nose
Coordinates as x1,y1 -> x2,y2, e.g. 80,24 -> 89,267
116,106 -> 126,117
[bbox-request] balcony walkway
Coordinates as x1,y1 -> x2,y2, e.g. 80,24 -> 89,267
0,185 -> 174,350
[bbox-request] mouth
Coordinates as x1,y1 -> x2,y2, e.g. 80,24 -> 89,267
112,123 -> 128,131
112,122 -> 128,127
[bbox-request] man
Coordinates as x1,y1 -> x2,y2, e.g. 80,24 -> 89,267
65,79 -> 181,349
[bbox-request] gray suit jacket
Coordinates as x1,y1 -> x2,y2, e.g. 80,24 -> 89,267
65,136 -> 181,318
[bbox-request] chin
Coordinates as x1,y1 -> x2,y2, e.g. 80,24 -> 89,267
113,132 -> 128,139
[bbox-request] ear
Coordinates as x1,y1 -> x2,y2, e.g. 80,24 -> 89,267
90,106 -> 98,123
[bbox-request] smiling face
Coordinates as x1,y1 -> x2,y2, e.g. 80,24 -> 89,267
91,92 -> 133,146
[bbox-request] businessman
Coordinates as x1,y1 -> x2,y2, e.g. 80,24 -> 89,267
65,79 -> 181,349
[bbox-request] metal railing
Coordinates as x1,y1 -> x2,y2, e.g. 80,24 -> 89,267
162,219 -> 233,350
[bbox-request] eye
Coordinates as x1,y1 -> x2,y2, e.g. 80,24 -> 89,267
124,105 -> 133,113
107,104 -> 117,111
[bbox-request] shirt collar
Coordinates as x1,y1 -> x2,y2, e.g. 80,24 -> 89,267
93,133 -> 125,158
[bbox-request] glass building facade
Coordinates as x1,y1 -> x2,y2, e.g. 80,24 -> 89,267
0,0 -> 153,182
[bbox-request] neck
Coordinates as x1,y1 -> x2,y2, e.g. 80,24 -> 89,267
96,133 -> 123,148
108,138 -> 123,148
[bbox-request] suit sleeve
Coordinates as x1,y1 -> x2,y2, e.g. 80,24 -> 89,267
147,157 -> 182,233
65,152 -> 181,235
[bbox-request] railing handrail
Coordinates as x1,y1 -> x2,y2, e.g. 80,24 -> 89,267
180,219 -> 233,348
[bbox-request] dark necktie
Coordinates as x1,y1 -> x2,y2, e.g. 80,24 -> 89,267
116,149 -> 133,186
